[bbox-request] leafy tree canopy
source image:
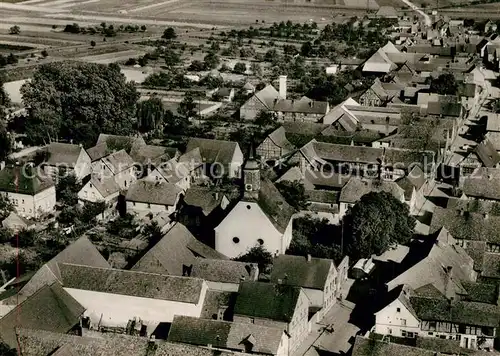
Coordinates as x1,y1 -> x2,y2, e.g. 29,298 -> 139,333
137,96 -> 165,133
276,180 -> 310,210
343,191 -> 415,259
21,62 -> 139,146
0,195 -> 14,221
234,245 -> 273,272
56,174 -> 82,206
162,27 -> 177,40
430,73 -> 458,96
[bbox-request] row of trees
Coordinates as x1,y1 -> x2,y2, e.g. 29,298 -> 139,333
0,53 -> 18,67
64,22 -> 147,36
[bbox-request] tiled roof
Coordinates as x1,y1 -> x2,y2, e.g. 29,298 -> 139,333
191,258 -> 255,284
461,281 -> 498,304
427,101 -> 462,117
129,144 -> 177,165
234,281 -> 301,322
167,316 -> 284,355
362,49 -> 397,73
88,176 -> 120,198
45,143 -> 84,167
132,223 -> 226,276
126,180 -> 182,206
270,254 -> 333,290
183,186 -> 224,216
386,228 -> 475,298
59,263 -> 204,303
463,167 -> 500,200
339,177 -> 405,204
254,178 -> 295,233
352,336 -> 435,356
430,206 -> 500,243
254,84 -> 281,109
101,149 -> 135,174
186,138 -> 239,165
96,134 -> 145,148
410,296 -> 500,327
272,97 -> 328,115
306,190 -> 338,204
9,236 -> 109,304
267,126 -> 295,152
474,139 -> 500,168
0,283 -> 84,348
0,166 -> 54,195
86,143 -> 109,162
396,165 -> 426,200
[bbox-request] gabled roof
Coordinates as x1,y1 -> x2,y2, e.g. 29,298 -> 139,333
410,296 -> 500,327
0,166 -> 54,195
267,126 -> 295,152
430,206 -> 500,243
88,176 -> 120,198
183,187 -> 225,216
45,143 -> 84,167
234,281 -> 302,322
270,254 -> 333,290
101,149 -> 135,175
376,6 -> 398,17
17,329 -> 227,356
339,177 -> 405,204
132,223 -> 226,275
186,138 -> 240,165
362,48 -> 398,73
463,167 -> 500,200
486,112 -> 500,132
167,316 -> 284,355
427,101 -> 462,117
9,236 -> 109,304
386,228 -> 475,298
474,139 -> 500,167
396,165 -> 426,200
129,144 -> 177,166
191,259 -> 256,284
126,180 -> 182,206
96,134 -> 145,149
59,263 -> 204,303
272,97 -> 328,115
86,143 -> 109,162
381,41 -> 400,54
0,283 -> 84,348
253,178 -> 295,233
254,84 -> 281,109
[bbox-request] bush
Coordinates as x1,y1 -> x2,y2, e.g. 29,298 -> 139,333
9,26 -> 20,35
233,62 -> 247,74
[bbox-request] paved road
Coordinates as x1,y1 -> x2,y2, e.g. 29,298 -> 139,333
399,0 -> 431,26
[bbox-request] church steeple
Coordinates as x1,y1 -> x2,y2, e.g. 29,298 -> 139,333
243,144 -> 260,199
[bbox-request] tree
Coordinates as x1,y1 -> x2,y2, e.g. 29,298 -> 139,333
233,62 -> 247,74
301,41 -> 313,57
276,180 -> 309,210
14,228 -> 37,248
264,48 -> 278,62
430,73 -> 458,95
164,49 -> 180,68
0,195 -> 14,221
56,174 -> 82,206
144,220 -> 162,245
0,342 -> 16,356
162,27 -> 177,40
178,92 -> 197,119
9,25 -> 20,35
41,50 -> 48,58
203,52 -> 220,70
234,245 -> 272,272
0,124 -> 12,162
21,62 -> 139,146
6,53 -> 17,65
250,62 -> 262,77
254,110 -> 274,127
343,191 -> 415,260
189,60 -> 205,72
136,96 -> 165,132
140,25 -> 147,32
90,40 -> 96,47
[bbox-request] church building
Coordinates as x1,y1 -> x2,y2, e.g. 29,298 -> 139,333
214,153 -> 296,259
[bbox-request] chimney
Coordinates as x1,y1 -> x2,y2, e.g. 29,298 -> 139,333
279,75 -> 287,99
307,254 -> 312,262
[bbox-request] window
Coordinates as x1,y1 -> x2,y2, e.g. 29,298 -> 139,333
402,330 -> 407,337
246,205 -> 251,209
401,319 -> 407,326
257,238 -> 264,245
21,199 -> 24,204
428,332 -> 434,336
407,332 -> 414,338
233,237 -> 240,244
387,328 -> 392,334
429,321 -> 437,330
396,307 -> 401,313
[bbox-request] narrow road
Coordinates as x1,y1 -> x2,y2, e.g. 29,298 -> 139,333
399,0 -> 431,26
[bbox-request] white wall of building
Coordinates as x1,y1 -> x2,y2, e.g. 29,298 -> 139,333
215,201 -> 284,258
374,298 -> 421,337
5,187 -> 56,219
64,284 -> 207,333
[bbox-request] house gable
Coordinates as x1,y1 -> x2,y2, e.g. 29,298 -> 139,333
375,297 -> 420,335
215,201 -> 282,258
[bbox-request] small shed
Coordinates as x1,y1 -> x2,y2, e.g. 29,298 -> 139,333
351,258 -> 375,280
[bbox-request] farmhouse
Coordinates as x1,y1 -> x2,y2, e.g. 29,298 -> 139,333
0,166 -> 56,219
43,142 -> 91,181
125,179 -> 183,216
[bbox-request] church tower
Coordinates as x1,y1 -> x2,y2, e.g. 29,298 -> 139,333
243,146 -> 260,200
